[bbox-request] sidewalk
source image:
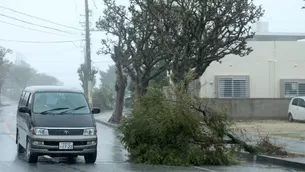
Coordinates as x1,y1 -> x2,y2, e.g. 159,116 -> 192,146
94,108 -> 131,128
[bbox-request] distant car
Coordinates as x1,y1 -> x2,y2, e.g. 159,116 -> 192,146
16,86 -> 100,164
288,96 -> 305,122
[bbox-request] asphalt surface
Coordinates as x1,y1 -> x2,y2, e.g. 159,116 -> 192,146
0,100 -> 304,172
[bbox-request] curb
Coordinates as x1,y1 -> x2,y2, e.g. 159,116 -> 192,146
246,132 -> 305,143
0,104 -> 10,107
95,119 -> 118,128
240,152 -> 305,170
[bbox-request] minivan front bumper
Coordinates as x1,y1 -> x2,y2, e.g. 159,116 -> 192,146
29,135 -> 97,155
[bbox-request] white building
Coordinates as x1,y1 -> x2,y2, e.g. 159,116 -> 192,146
199,37 -> 305,99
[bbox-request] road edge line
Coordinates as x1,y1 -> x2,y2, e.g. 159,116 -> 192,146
240,152 -> 305,170
3,119 -> 15,141
95,119 -> 117,128
193,166 -> 218,172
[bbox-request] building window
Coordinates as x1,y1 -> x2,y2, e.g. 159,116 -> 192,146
217,76 -> 249,98
284,81 -> 305,97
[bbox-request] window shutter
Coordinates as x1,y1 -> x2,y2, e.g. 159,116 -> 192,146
217,76 -> 249,98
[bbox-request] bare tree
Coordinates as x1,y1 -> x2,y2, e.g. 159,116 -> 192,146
96,0 -> 129,123
133,0 -> 264,89
77,63 -> 98,95
0,46 -> 12,103
122,2 -> 171,95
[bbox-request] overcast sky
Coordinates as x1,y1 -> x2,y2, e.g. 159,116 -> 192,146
0,0 -> 304,89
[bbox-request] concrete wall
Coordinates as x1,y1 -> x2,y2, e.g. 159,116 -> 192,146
199,41 -> 305,98
206,98 -> 291,120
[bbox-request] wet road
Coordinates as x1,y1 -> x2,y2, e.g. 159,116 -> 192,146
0,101 -> 303,172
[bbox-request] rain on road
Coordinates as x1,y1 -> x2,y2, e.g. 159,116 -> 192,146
0,102 -> 303,172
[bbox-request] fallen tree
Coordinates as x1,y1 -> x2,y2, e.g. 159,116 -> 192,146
118,81 -> 287,166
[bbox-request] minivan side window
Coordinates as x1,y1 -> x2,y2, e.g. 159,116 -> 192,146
292,98 -> 299,106
18,91 -> 25,106
27,93 -> 32,108
22,92 -> 30,106
299,99 -> 305,108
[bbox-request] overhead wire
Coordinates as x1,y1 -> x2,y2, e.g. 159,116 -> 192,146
92,0 -> 98,9
0,13 -> 81,36
74,0 -> 79,18
93,60 -> 114,63
0,5 -> 83,32
0,38 -> 84,44
0,20 -> 81,38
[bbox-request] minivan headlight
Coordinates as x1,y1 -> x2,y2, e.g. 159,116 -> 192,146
31,127 -> 49,135
83,128 -> 96,136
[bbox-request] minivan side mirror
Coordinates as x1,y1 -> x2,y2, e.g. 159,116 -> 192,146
18,106 -> 31,114
91,107 -> 100,114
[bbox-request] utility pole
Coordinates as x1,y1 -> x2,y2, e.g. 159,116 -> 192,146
84,0 -> 92,106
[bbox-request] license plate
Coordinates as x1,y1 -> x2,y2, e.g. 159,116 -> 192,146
59,142 -> 73,150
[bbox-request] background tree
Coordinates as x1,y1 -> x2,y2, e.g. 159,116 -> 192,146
92,85 -> 115,111
8,64 -> 37,88
92,65 -> 116,111
150,62 -> 169,86
98,0 -> 170,96
134,0 -> 264,89
96,0 -> 130,124
77,63 -> 86,92
29,73 -> 62,86
77,63 -> 98,95
3,61 -> 62,100
0,46 -> 12,103
123,2 -> 170,95
99,64 -> 116,87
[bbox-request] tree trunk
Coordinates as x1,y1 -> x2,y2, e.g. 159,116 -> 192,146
135,80 -> 149,96
108,64 -> 127,124
0,80 -> 3,105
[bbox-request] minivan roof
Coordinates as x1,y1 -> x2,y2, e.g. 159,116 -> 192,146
24,86 -> 83,94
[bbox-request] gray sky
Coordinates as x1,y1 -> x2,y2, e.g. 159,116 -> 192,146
0,0 -> 304,89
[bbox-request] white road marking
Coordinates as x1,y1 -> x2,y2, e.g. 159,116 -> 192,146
194,166 -> 218,172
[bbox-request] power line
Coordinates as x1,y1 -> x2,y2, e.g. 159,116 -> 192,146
0,13 -> 81,36
0,38 -> 84,44
92,0 -> 98,9
74,0 -> 79,18
92,61 -> 113,63
0,20 -> 81,38
0,5 -> 83,32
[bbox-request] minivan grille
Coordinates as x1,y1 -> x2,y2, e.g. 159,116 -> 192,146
44,141 -> 87,146
48,129 -> 84,135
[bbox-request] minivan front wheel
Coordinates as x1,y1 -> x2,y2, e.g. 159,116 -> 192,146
288,113 -> 294,122
16,131 -> 25,154
84,152 -> 97,164
26,139 -> 38,163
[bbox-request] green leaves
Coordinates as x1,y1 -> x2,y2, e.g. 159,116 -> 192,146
77,63 -> 98,89
118,85 -> 240,166
92,85 -> 115,111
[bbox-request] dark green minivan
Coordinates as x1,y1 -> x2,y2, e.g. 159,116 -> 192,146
16,86 -> 100,163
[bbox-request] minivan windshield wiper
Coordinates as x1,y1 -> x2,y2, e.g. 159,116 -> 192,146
40,107 -> 69,114
58,105 -> 87,114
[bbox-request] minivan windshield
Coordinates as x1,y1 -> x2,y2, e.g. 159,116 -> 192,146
33,92 -> 90,114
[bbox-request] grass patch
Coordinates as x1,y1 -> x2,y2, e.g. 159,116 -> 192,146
234,120 -> 286,124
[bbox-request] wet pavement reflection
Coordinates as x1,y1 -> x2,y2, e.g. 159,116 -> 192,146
0,103 -> 303,172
